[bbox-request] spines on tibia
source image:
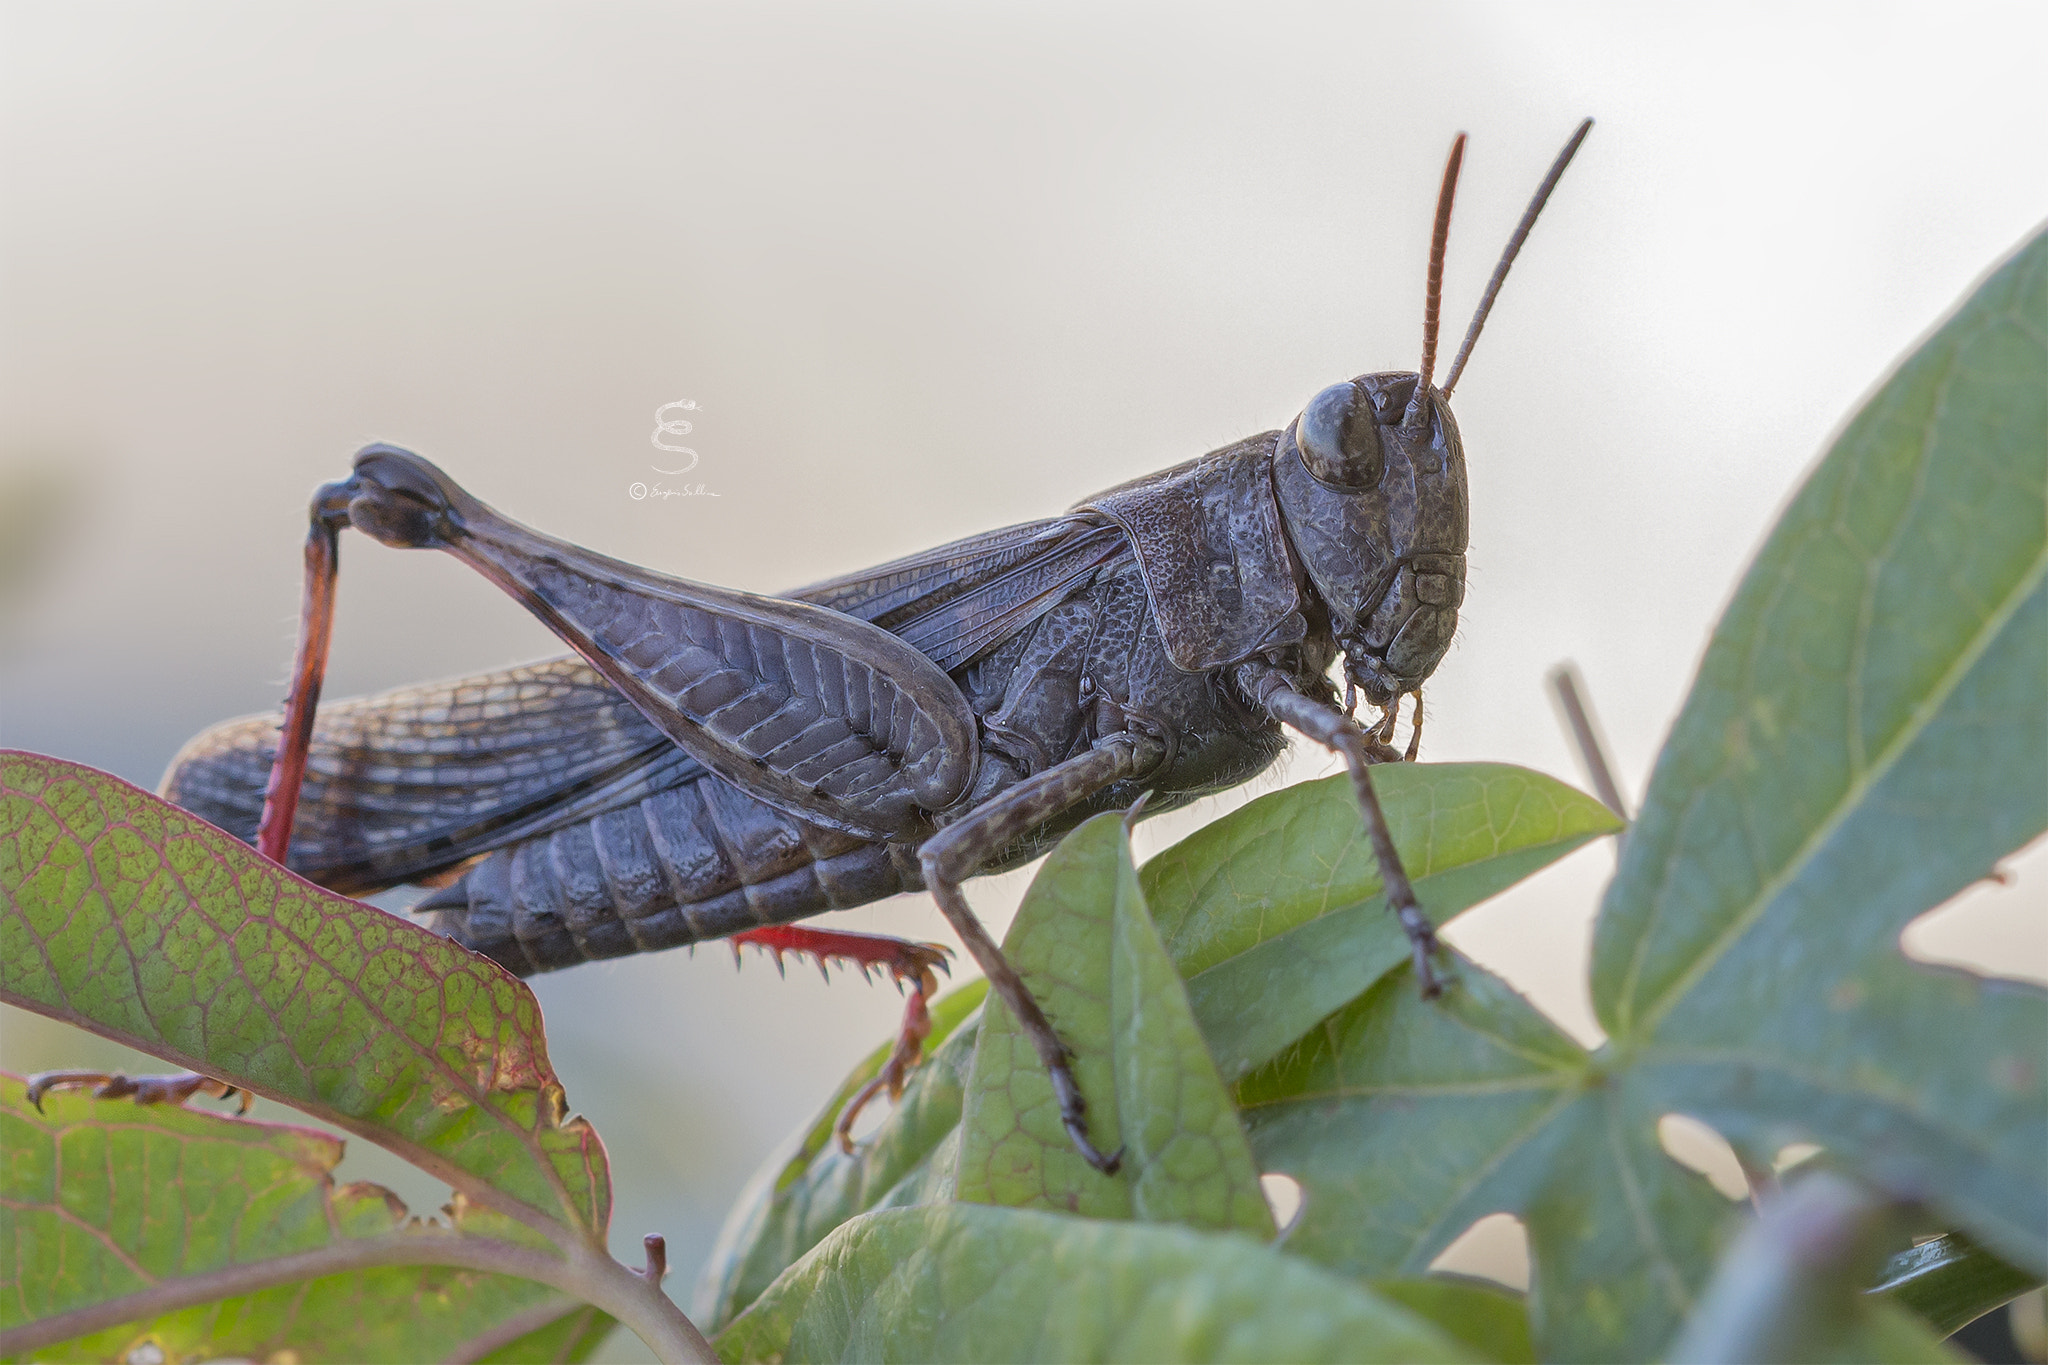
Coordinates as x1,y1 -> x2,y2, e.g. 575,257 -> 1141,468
414,772 -> 919,976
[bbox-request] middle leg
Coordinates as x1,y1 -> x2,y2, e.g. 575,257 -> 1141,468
917,731 -> 1168,1175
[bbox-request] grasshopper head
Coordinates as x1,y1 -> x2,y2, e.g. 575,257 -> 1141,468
1274,372 -> 1466,708
1271,119 -> 1591,711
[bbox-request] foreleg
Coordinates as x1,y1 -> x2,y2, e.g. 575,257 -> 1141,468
918,731 -> 1167,1175
1235,661 -> 1446,996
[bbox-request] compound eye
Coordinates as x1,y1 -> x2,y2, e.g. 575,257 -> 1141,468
1293,381 -> 1384,490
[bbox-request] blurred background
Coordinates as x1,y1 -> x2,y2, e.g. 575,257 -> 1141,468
2,3 -> 2043,1358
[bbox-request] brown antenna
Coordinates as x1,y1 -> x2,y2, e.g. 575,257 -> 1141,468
1407,132 -> 1467,426
1442,117 -> 1593,398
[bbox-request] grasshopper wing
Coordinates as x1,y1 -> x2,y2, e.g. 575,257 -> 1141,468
162,656 -> 702,894
796,515 -> 1127,673
164,511 -> 1126,889
337,446 -> 982,842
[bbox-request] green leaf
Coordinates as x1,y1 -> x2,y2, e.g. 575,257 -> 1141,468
1147,763 -> 1621,1079
714,1204 -> 1471,1364
692,980 -> 986,1332
0,753 -> 610,1248
1110,815 -> 1275,1236
1588,233 -> 2048,1268
0,1075 -> 615,1363
1239,955 -> 1738,1361
955,812 -> 1270,1235
1872,1233 -> 2044,1337
1366,1277 -> 1536,1364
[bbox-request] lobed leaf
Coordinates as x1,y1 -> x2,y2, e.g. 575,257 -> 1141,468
1238,953 -> 1738,1361
954,812 -> 1269,1235
714,1204 -> 1471,1364
0,1076 -> 614,1362
1578,229 -> 2048,1332
0,753 -> 610,1247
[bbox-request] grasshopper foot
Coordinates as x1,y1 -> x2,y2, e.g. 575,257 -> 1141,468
25,1070 -> 250,1115
721,925 -> 954,1153
1050,1057 -> 1124,1174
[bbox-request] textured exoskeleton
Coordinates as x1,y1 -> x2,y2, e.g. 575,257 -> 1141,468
164,404 -> 1458,965
160,379 -> 1457,1166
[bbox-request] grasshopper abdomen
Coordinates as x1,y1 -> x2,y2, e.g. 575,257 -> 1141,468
413,774 -> 916,975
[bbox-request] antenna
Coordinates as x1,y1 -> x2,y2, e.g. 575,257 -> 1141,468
1442,117 -> 1593,397
1407,132 -> 1467,427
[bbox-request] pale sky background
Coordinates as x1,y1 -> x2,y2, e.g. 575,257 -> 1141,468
2,4 -> 2043,1356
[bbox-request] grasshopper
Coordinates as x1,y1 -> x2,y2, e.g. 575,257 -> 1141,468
35,122 -> 1590,1173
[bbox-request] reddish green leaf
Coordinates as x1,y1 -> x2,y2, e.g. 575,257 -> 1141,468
0,753 -> 608,1245
0,1076 -> 615,1363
